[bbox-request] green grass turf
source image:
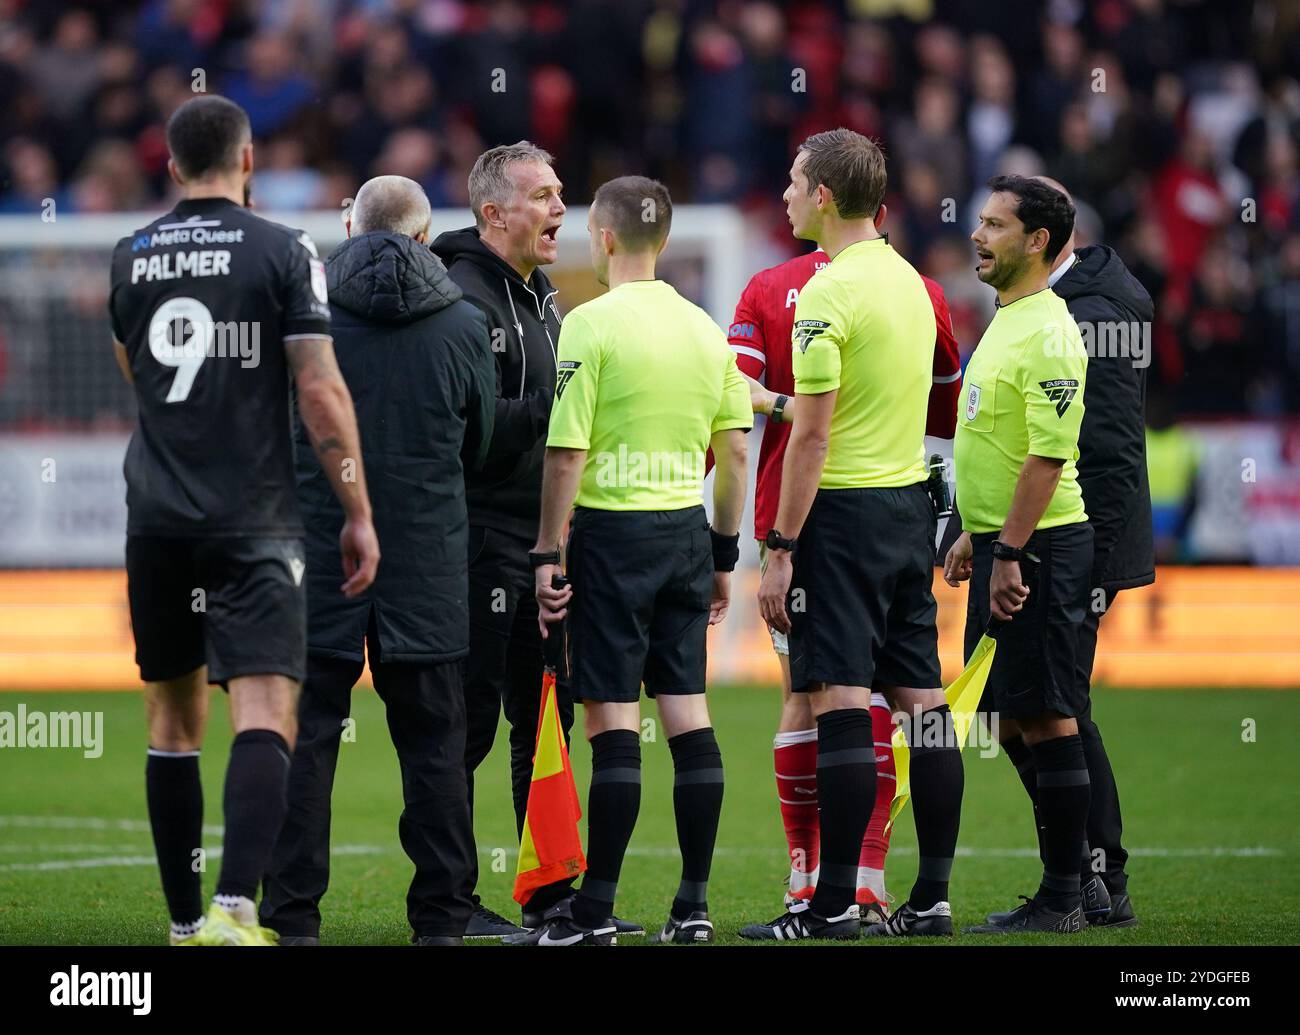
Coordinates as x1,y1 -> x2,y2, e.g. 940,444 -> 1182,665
0,687 -> 1296,946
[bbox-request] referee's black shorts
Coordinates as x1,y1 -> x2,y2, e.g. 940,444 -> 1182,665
126,535 -> 307,686
965,521 -> 1094,719
788,482 -> 941,693
564,505 -> 711,703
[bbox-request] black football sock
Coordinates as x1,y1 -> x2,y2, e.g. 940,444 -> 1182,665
1078,716 -> 1127,892
146,749 -> 204,925
903,705 -> 963,910
215,729 -> 292,901
571,729 -> 641,929
668,727 -> 724,919
809,708 -> 875,921
1002,733 -> 1047,867
1028,734 -> 1091,905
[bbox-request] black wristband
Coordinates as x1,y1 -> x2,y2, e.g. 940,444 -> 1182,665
528,548 -> 561,569
709,528 -> 740,572
770,394 -> 789,424
991,540 -> 1025,562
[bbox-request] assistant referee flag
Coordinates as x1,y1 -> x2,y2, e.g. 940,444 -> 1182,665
514,650 -> 585,904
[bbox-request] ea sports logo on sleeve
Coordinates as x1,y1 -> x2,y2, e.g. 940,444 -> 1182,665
792,319 -> 829,353
555,360 -> 581,398
1038,378 -> 1080,417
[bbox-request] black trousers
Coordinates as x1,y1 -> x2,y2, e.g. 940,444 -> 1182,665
1073,585 -> 1130,893
463,524 -> 575,900
260,633 -> 475,939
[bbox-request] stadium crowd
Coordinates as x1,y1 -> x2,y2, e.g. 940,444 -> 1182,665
1,0 -> 1298,420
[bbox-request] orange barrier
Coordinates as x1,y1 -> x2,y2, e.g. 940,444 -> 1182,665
0,567 -> 1297,690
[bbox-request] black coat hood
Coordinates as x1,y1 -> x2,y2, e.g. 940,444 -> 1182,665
431,226 -> 558,297
1053,244 -> 1154,326
327,231 -> 462,325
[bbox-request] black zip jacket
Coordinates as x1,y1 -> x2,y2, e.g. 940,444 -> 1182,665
297,230 -> 495,662
1053,245 -> 1156,592
432,227 -> 561,540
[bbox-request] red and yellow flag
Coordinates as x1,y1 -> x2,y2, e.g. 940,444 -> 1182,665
513,670 -> 586,904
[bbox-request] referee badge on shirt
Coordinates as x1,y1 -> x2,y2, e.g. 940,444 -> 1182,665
965,383 -> 982,421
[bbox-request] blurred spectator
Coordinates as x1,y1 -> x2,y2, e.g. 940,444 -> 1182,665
1176,246 -> 1256,415
222,31 -> 317,138
0,138 -> 66,213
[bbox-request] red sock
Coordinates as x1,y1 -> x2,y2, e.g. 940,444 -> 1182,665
860,702 -> 896,873
774,732 -> 819,890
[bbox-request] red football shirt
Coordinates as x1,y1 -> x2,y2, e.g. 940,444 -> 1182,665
727,249 -> 962,541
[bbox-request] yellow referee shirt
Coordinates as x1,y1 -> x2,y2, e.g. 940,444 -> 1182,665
546,279 -> 752,511
791,237 -> 935,489
954,288 -> 1089,534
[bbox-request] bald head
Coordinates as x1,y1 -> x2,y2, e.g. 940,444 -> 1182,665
349,175 -> 433,240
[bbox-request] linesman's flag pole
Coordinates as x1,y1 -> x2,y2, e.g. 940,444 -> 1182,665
514,574 -> 586,905
887,619 -> 1001,831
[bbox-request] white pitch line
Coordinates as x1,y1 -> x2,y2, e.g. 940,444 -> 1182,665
0,844 -> 383,873
0,815 -> 225,836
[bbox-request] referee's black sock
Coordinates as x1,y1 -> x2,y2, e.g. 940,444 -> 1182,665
668,727 -> 724,919
809,708 -> 875,920
1028,733 -> 1090,905
1002,733 -> 1048,867
215,729 -> 291,902
145,749 -> 204,927
571,729 -> 641,929
903,705 -> 963,910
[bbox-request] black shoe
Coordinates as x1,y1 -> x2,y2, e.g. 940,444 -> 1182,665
504,899 -> 616,946
1091,890 -> 1139,928
983,894 -> 1033,927
965,895 -> 1085,934
863,901 -> 954,937
652,911 -> 714,944
413,935 -> 464,946
609,914 -> 644,937
1081,874 -> 1112,922
279,935 -> 320,946
737,901 -> 860,941
465,902 -> 525,939
523,895 -> 643,936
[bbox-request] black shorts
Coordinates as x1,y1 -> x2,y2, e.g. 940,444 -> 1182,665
965,521 -> 1094,719
564,506 -> 711,703
126,535 -> 307,685
788,483 -> 941,693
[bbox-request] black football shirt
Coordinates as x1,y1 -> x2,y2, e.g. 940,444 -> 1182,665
109,197 -> 331,537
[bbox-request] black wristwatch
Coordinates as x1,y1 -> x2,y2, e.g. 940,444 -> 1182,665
770,393 -> 789,424
991,540 -> 1025,562
765,529 -> 797,553
528,548 -> 561,569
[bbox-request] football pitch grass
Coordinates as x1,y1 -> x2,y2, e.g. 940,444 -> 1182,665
0,687 -> 1295,946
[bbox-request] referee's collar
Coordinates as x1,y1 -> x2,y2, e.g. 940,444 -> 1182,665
833,237 -> 888,261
